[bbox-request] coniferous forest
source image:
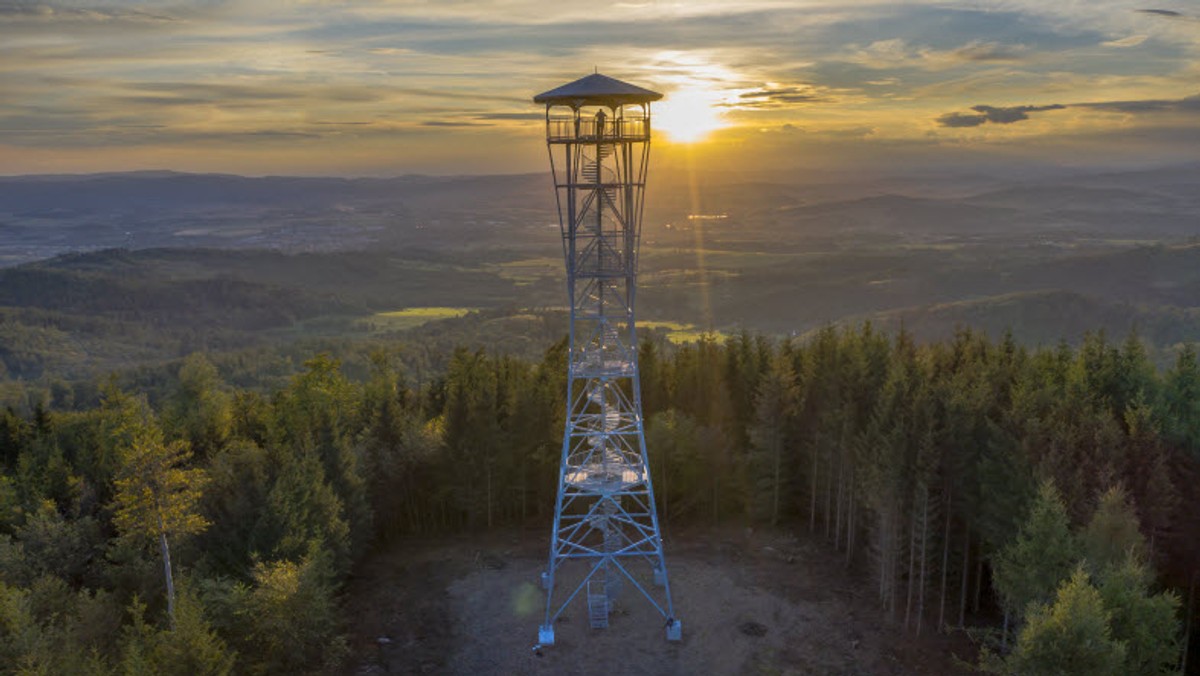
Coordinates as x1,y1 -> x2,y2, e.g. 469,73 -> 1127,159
0,326 -> 1196,674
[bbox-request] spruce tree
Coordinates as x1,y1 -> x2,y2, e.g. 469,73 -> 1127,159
1097,556 -> 1181,676
748,353 -> 800,525
1081,485 -> 1146,576
992,480 -> 1079,625
1005,567 -> 1126,676
1163,344 -> 1200,455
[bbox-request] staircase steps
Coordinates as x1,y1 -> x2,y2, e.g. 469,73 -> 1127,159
587,580 -> 609,629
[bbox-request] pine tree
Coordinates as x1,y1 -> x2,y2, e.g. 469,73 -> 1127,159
1121,399 -> 1177,546
1004,567 -> 1126,676
992,480 -> 1079,625
638,337 -> 669,420
1114,330 -> 1156,424
195,439 -> 272,576
1081,485 -> 1147,576
273,355 -> 370,550
0,581 -> 47,672
147,588 -> 235,676
1162,343 -> 1200,455
1097,556 -> 1181,676
441,348 -> 500,527
165,354 -> 232,459
231,549 -> 346,675
748,353 -> 800,525
256,446 -> 350,571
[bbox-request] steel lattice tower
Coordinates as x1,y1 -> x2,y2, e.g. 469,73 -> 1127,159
534,73 -> 680,646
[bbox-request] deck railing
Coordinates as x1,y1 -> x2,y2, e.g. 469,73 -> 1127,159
547,116 -> 649,141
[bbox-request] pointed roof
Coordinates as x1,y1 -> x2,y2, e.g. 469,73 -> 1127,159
533,73 -> 662,106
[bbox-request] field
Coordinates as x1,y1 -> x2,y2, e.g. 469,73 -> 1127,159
370,307 -> 477,332
343,528 -> 975,676
640,320 -> 720,344
492,257 -> 562,285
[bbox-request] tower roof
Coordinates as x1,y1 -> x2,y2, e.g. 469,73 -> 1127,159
533,73 -> 662,106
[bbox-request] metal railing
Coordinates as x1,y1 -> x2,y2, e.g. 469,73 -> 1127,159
547,117 -> 649,141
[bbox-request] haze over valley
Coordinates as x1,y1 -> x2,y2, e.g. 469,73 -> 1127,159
3,163 -> 1198,385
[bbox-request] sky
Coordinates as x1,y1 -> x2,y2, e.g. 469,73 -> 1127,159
1,0 -> 1198,176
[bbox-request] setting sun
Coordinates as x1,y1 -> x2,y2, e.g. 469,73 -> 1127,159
653,87 -> 727,143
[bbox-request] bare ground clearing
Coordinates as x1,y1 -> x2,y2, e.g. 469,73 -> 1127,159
343,527 -> 977,675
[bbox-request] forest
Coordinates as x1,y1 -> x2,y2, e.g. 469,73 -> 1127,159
0,326 -> 1196,674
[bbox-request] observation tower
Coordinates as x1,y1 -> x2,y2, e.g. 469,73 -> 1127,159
534,73 -> 680,645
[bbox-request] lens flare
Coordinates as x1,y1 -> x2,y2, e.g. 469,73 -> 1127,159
654,87 -> 726,143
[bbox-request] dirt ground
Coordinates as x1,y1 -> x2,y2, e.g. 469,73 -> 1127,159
342,527 -> 977,675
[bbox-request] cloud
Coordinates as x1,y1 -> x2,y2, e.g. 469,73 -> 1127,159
937,94 -> 1200,128
421,120 -> 492,127
391,88 -> 528,105
937,104 -> 1065,127
1,0 -> 1198,174
1079,94 -> 1200,113
0,1 -> 174,22
109,81 -> 391,107
1134,8 -> 1200,23
847,39 -> 1028,71
735,84 -> 829,108
1136,9 -> 1182,17
948,41 -> 1028,63
1102,35 -> 1148,48
474,112 -> 543,121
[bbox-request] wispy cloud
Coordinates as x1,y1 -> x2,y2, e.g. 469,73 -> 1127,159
421,120 -> 492,127
936,93 -> 1200,127
1133,8 -> 1200,25
474,112 -> 544,121
734,84 -> 831,107
1079,94 -> 1200,113
1102,35 -> 1149,48
0,1 -> 175,22
846,39 -> 1029,71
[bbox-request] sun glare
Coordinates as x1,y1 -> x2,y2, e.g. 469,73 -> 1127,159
654,87 -> 727,143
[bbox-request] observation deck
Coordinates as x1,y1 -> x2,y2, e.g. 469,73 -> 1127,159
535,72 -> 659,143
545,117 -> 649,143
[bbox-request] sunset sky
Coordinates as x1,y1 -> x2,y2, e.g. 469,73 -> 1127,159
2,0 -> 1198,176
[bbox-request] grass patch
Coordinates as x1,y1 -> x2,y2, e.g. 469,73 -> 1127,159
643,249 -> 799,269
491,257 -> 561,284
371,307 -> 476,331
641,320 -> 725,345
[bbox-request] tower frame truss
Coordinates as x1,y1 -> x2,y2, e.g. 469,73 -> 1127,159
534,75 -> 680,645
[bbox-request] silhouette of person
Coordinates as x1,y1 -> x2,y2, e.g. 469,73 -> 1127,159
595,109 -> 607,138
